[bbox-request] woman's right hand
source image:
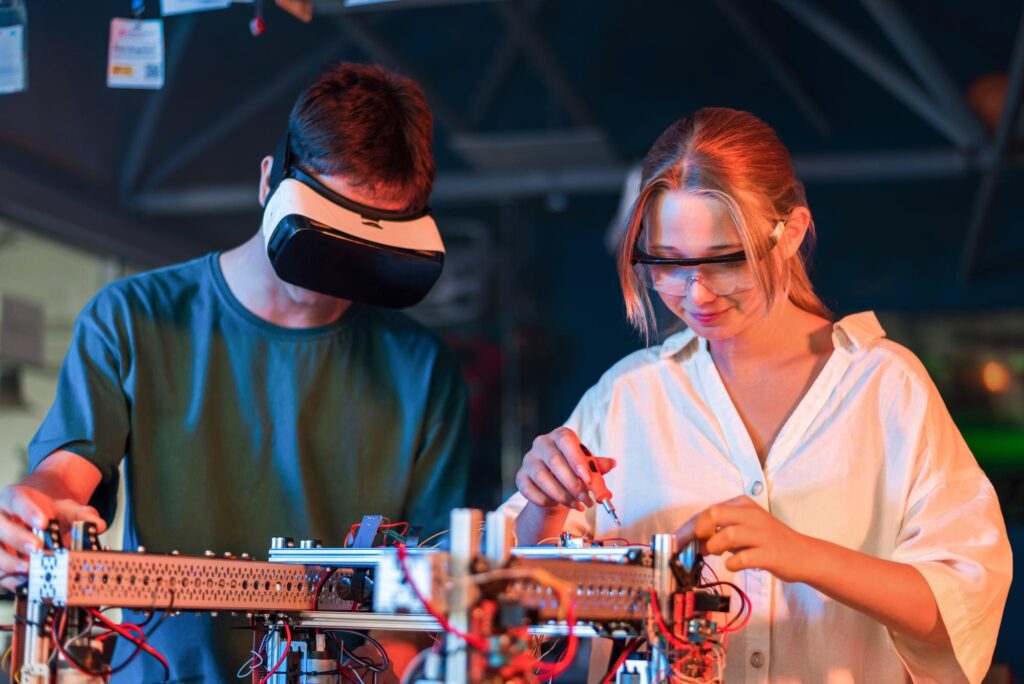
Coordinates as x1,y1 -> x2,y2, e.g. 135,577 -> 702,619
515,427 -> 616,512
0,484 -> 106,591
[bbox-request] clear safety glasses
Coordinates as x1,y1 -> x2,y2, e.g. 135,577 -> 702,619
631,220 -> 785,297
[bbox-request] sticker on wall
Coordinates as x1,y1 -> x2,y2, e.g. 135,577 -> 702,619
107,18 -> 165,89
0,24 -> 26,94
160,0 -> 231,15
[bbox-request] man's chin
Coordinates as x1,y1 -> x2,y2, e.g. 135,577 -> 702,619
284,283 -> 340,307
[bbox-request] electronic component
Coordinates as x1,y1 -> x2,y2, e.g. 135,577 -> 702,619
15,510 -> 744,684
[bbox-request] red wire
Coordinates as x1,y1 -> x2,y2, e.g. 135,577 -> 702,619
395,544 -> 489,651
599,639 -> 640,684
345,521 -> 411,547
257,623 -> 292,684
51,610 -> 101,678
700,581 -> 752,632
530,598 -> 578,679
88,609 -> 171,674
647,590 -> 694,652
311,569 -> 335,609
397,543 -> 579,678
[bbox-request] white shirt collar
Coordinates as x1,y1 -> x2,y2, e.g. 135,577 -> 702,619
657,311 -> 887,360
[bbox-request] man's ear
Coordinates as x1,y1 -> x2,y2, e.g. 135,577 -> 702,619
258,155 -> 274,208
779,206 -> 812,259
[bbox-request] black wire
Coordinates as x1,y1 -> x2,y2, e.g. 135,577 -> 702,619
104,590 -> 175,679
114,604 -> 156,629
56,593 -> 177,681
314,567 -> 341,609
327,630 -> 390,673
53,609 -> 109,678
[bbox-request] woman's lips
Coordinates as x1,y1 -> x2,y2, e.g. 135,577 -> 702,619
688,309 -> 728,324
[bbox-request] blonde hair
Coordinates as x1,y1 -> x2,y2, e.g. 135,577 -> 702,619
617,107 -> 830,341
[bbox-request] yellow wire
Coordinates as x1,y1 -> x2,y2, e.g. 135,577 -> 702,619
1,644 -> 11,673
417,529 -> 449,548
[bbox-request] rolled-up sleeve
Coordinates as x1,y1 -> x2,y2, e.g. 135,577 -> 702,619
27,290 -> 131,524
889,380 -> 1013,683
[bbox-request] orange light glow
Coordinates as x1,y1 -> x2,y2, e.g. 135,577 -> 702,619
981,361 -> 1012,394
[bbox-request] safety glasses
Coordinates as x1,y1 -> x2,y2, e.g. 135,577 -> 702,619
631,221 -> 785,297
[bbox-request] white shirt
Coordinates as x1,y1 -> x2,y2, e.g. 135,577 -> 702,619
500,312 -> 1011,684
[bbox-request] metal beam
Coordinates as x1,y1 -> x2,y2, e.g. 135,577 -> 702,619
312,0 -> 504,14
0,159 -> 200,266
715,0 -> 831,137
141,39 -> 345,192
467,0 -> 542,127
493,1 -> 598,128
960,7 -> 1024,282
131,147 -> 1024,215
119,14 -> 197,199
860,0 -> 986,149
333,15 -> 468,133
776,0 -> 972,148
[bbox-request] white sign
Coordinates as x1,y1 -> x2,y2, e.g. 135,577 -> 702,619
160,0 -> 231,15
107,18 -> 164,90
0,25 -> 26,95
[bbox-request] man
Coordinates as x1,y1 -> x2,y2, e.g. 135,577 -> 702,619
0,62 -> 470,681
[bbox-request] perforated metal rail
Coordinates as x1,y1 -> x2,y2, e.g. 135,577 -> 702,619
503,557 -> 655,622
28,550 -> 333,611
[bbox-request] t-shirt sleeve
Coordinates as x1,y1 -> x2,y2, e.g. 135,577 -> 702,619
888,371 -> 1012,684
27,291 -> 130,524
401,346 -> 472,538
499,383 -> 602,540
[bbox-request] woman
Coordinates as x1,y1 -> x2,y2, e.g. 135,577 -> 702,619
501,108 -> 1012,683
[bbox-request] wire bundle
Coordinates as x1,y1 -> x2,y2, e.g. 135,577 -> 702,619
50,600 -> 173,682
395,544 -> 580,681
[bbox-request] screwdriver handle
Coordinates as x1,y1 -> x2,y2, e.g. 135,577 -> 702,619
579,445 -> 612,504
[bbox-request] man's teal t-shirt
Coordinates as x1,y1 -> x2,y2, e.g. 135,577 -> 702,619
28,253 -> 471,682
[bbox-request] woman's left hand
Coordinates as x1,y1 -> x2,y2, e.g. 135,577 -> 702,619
674,495 -> 814,583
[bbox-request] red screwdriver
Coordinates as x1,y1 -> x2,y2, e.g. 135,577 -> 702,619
579,444 -> 622,526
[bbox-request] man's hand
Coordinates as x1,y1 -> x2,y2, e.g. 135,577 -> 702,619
674,495 -> 810,583
0,484 -> 107,590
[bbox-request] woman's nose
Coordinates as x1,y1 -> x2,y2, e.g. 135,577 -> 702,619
688,278 -> 718,305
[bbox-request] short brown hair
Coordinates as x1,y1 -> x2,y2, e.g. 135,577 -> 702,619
618,107 -> 830,340
288,62 -> 435,212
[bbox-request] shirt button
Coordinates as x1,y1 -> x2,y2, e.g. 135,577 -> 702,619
750,651 -> 766,668
750,480 -> 764,496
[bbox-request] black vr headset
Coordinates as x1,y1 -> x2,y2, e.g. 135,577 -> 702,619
262,132 -> 445,308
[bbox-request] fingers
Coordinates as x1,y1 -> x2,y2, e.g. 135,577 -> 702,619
694,501 -> 759,540
544,453 -> 593,508
704,523 -> 759,556
0,516 -> 42,557
0,575 -> 26,592
53,500 -> 107,534
516,473 -> 557,508
0,485 -> 55,530
518,428 -> 595,510
532,468 -> 585,511
674,512 -> 699,546
550,428 -> 592,485
675,496 -> 760,546
724,549 -> 763,573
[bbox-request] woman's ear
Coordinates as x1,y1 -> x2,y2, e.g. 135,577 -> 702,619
779,206 -> 812,259
258,155 -> 274,208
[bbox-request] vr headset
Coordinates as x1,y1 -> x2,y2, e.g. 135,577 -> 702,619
261,133 -> 445,308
